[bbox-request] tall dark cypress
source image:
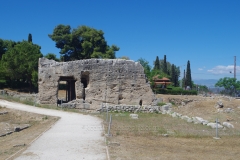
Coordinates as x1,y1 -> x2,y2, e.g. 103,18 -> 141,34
28,33 -> 32,43
154,56 -> 160,70
163,55 -> 167,74
171,64 -> 175,84
185,60 -> 192,89
182,69 -> 186,89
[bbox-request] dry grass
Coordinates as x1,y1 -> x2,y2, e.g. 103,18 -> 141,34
100,94 -> 240,159
0,107 -> 59,160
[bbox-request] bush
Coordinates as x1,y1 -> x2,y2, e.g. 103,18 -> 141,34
155,88 -> 197,95
157,102 -> 166,106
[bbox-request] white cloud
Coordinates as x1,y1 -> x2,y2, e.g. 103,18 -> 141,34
198,66 -> 206,71
207,65 -> 240,74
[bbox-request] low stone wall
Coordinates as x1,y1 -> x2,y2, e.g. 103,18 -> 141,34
0,90 -> 37,102
97,103 -> 172,113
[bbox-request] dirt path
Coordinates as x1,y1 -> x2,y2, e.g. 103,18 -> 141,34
0,100 -> 106,160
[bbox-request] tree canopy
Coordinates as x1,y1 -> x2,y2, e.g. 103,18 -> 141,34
0,40 -> 42,90
137,58 -> 151,79
215,77 -> 240,95
45,53 -> 60,61
49,25 -> 119,61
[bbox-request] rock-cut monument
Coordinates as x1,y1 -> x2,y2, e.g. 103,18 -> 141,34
38,58 -> 154,109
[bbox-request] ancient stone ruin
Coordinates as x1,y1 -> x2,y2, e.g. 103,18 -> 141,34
38,58 -> 154,109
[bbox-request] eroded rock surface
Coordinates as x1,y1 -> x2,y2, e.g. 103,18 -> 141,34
38,58 -> 154,109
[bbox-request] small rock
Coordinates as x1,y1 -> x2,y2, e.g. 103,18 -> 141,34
162,134 -> 169,137
217,101 -> 224,108
14,127 -> 21,132
129,114 -> 138,119
225,108 -> 234,113
181,101 -> 186,106
13,144 -> 26,147
207,123 -> 224,129
171,112 -> 177,118
187,118 -> 193,123
222,122 -> 234,128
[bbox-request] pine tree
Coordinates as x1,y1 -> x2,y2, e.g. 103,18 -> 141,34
28,33 -> 32,43
154,56 -> 160,70
185,60 -> 192,89
163,55 -> 167,74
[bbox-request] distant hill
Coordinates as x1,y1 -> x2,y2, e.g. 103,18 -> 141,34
193,79 -> 218,87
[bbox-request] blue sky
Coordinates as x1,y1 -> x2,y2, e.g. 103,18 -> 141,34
1,0 -> 240,80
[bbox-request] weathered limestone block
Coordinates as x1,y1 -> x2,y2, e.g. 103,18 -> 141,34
222,122 -> 234,128
38,58 -> 154,109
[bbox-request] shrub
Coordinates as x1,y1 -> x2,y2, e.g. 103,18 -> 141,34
155,88 -> 197,95
157,102 -> 166,106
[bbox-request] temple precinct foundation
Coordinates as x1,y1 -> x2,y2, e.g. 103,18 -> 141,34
38,58 -> 154,109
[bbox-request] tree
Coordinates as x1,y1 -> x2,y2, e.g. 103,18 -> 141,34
49,24 -> 119,61
163,55 -> 167,74
215,77 -> 240,96
170,64 -> 180,87
182,69 -> 186,89
1,41 -> 42,90
137,58 -> 151,79
185,60 -> 192,89
171,64 -> 175,83
45,53 -> 60,61
0,39 -> 5,60
0,39 -> 17,60
28,33 -> 32,43
154,56 -> 160,70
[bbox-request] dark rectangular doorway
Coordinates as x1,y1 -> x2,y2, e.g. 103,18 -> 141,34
58,76 -> 76,102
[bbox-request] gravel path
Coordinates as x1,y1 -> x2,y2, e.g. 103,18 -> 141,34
0,100 -> 106,160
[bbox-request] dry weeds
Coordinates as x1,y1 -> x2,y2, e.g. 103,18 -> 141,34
101,94 -> 240,160
0,107 -> 58,160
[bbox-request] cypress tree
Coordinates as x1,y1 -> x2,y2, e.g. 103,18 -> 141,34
171,64 -> 179,87
185,60 -> 192,89
154,56 -> 160,70
163,55 -> 167,74
28,33 -> 32,43
182,69 -> 186,89
171,64 -> 175,84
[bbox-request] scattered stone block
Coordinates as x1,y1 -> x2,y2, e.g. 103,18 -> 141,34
13,144 -> 26,147
207,123 -> 223,129
129,114 -> 138,119
216,101 -> 224,108
225,108 -> 234,113
0,111 -> 8,115
222,122 -> 234,128
162,134 -> 169,137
